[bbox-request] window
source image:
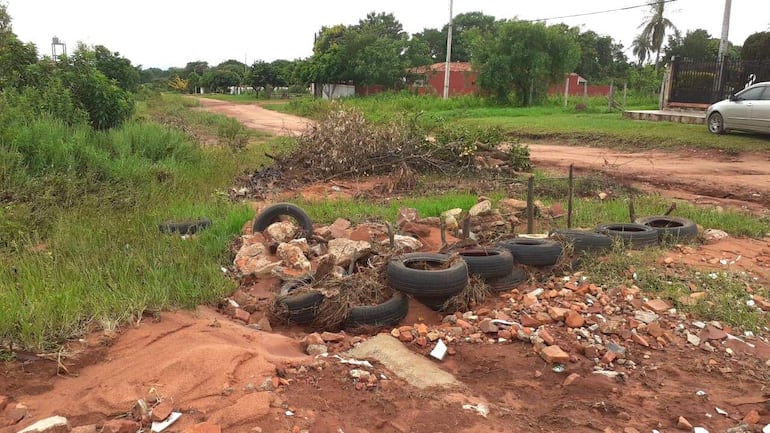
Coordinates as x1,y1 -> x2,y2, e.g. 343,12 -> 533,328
737,86 -> 765,101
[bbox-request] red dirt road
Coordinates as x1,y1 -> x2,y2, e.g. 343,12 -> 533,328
196,98 -> 313,136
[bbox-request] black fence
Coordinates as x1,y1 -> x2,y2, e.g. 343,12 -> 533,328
669,58 -> 770,105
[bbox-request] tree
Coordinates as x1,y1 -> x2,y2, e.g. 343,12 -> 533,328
638,0 -> 677,69
0,3 -> 38,91
217,59 -> 248,83
444,12 -> 497,62
741,31 -> 770,62
470,20 -> 580,105
93,45 -> 140,92
249,60 -> 276,97
200,69 -> 239,93
631,34 -> 650,66
573,29 -> 629,82
184,61 -> 209,78
409,28 -> 445,64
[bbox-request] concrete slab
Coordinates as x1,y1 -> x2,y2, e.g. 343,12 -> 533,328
623,109 -> 706,125
347,333 -> 460,389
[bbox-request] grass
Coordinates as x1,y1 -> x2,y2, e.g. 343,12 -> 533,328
269,92 -> 770,153
0,93 -> 276,351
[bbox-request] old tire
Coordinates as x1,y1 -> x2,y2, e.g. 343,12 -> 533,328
550,229 -> 612,254
159,218 -> 212,235
458,247 -> 514,280
386,252 -> 468,298
276,280 -> 324,325
497,238 -> 563,267
253,203 -> 313,236
414,296 -> 450,311
596,223 -> 658,249
486,266 -> 527,293
635,216 -> 698,242
708,112 -> 725,134
344,292 -> 408,328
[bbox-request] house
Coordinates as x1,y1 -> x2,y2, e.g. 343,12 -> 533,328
408,62 -> 478,96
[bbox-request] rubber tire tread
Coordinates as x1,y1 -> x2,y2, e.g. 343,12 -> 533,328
344,292 -> 408,328
550,229 -> 612,254
596,222 -> 658,249
496,238 -> 563,267
386,252 -> 468,297
459,247 -> 514,279
159,218 -> 212,235
486,266 -> 527,293
253,203 -> 313,236
635,216 -> 698,242
276,280 -> 324,325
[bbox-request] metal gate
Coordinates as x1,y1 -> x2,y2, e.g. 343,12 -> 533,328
669,58 -> 770,104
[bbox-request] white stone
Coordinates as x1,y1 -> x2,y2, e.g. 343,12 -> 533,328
276,243 -> 311,272
327,238 -> 371,266
468,200 -> 492,217
265,221 -> 298,243
382,235 -> 423,252
17,416 -> 70,433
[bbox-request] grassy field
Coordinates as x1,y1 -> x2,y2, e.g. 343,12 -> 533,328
0,94 -> 272,351
268,92 -> 770,152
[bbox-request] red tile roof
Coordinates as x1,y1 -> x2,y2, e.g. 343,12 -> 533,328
409,62 -> 473,74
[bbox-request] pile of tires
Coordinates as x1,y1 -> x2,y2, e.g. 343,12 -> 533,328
596,223 -> 659,249
497,238 -> 564,267
635,216 -> 699,243
386,252 -> 469,311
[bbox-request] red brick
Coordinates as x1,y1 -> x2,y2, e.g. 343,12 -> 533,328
539,345 -> 570,364
182,423 -> 221,433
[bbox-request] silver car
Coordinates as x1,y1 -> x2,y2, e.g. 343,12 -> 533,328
706,82 -> 770,134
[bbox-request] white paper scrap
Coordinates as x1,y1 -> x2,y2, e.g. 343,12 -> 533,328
430,339 -> 448,361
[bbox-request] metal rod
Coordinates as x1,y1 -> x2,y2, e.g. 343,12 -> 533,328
442,0 -> 454,99
567,164 -> 575,229
527,176 -> 535,234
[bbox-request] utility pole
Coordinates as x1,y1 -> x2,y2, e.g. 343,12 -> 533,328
443,0 -> 454,99
718,0 -> 732,61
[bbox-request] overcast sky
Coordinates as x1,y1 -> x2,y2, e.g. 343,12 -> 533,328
6,0 -> 768,69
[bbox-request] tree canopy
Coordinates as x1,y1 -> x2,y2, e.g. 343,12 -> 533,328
638,0 -> 677,68
741,31 -> 770,63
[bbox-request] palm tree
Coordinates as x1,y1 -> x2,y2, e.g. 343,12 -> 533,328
631,34 -> 650,66
639,0 -> 677,69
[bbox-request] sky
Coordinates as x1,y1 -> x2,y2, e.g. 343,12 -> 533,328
6,0 -> 769,69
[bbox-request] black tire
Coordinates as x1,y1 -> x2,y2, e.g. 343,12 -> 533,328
596,223 -> 658,249
275,280 -> 324,325
486,266 -> 527,293
496,238 -> 563,267
158,218 -> 211,235
344,292 -> 408,328
550,229 -> 612,254
635,216 -> 698,242
386,253 -> 468,298
458,247 -> 514,280
708,112 -> 725,134
253,203 -> 313,236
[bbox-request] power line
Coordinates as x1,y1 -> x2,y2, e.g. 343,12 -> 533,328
523,0 -> 679,23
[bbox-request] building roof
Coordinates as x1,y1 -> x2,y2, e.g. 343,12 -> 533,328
409,62 -> 473,74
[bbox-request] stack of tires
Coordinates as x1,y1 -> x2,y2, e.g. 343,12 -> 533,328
386,253 -> 469,311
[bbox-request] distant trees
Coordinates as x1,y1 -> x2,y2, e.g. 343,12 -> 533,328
741,31 -> 770,62
663,29 -> 739,62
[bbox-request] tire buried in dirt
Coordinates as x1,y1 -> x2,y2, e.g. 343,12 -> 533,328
486,266 -> 527,292
550,229 -> 612,254
458,247 -> 514,280
253,203 -> 313,236
386,252 -> 468,298
158,218 -> 212,235
275,280 -> 324,325
344,292 -> 408,328
496,238 -> 563,267
635,216 -> 698,242
596,222 -> 658,249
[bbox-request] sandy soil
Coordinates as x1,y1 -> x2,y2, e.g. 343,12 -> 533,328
3,102 -> 770,433
196,98 -> 313,136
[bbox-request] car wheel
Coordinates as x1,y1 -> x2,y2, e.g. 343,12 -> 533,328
708,112 -> 725,134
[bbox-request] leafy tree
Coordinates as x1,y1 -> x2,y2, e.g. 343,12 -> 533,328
409,28 -> 445,64
444,12 -> 497,62
249,60 -> 276,97
168,75 -> 189,92
93,45 -> 140,92
741,31 -> 770,62
200,69 -> 239,93
184,61 -> 209,78
0,4 -> 38,91
470,20 -> 580,105
217,59 -> 248,83
269,59 -> 293,87
572,29 -> 629,82
638,0 -> 677,69
403,36 -> 433,68
187,72 -> 200,94
631,34 -> 651,66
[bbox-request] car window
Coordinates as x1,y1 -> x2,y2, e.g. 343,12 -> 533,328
737,86 -> 765,101
761,87 -> 770,101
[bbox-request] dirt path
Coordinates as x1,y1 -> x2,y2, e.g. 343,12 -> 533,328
196,100 -> 770,212
196,98 -> 313,136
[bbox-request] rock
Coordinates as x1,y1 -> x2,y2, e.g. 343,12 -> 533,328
540,345 -> 570,364
329,218 -> 351,239
313,254 -> 337,280
396,208 -> 420,227
520,315 -> 541,327
442,208 -> 463,218
256,316 -> 272,332
400,222 -> 432,237
686,333 -> 701,346
288,238 -> 310,253
700,325 -> 728,341
0,395 -> 8,411
17,416 -> 70,433
321,332 -> 345,342
563,373 -> 581,386
565,311 -> 585,328
548,306 -> 570,321
523,293 -> 539,307
302,332 -> 325,347
415,323 -> 429,336
702,228 -> 728,243
634,310 -> 659,324
631,333 -> 650,347
479,318 -> 499,334
742,409 -> 760,425
469,200 -> 492,217
327,238 -> 371,267
598,192 -> 608,200
3,403 -> 27,425
101,420 -> 136,433
398,331 -> 414,343
265,221 -> 298,243
538,329 -> 555,346
383,235 -> 423,252
498,198 -> 528,214
151,401 -> 174,422
71,426 -> 97,433
426,330 -> 441,342
233,242 -> 281,276
349,369 -> 370,379
677,416 -> 693,430
181,423 -> 222,433
647,322 -> 664,338
233,308 -> 250,323
306,344 -> 328,356
444,215 -> 459,231
276,243 -> 311,272
645,299 -> 671,313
